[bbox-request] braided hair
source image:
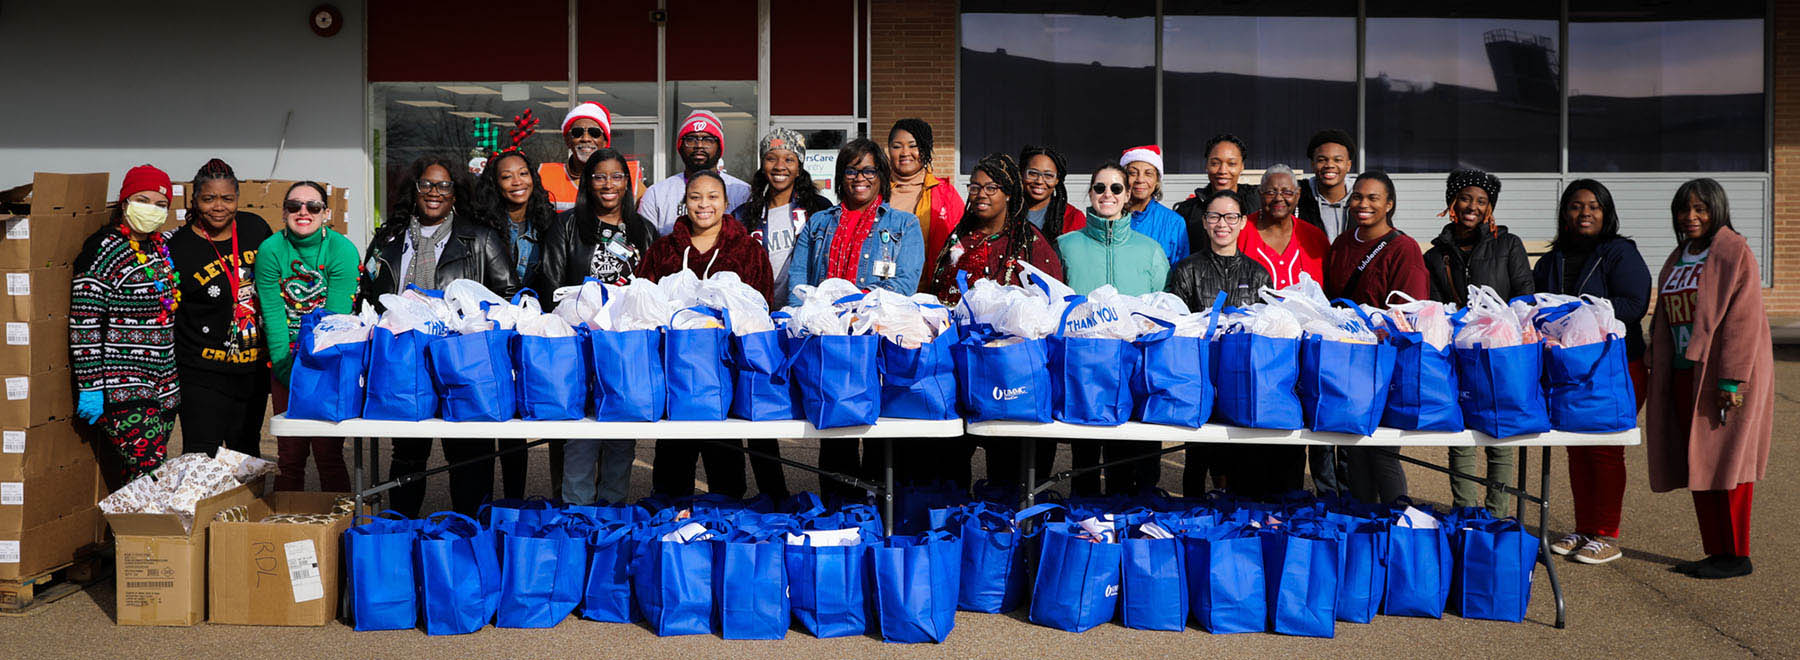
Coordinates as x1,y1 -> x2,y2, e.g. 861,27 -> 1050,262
1017,144 -> 1071,236
189,158 -> 239,220
931,153 -> 1034,286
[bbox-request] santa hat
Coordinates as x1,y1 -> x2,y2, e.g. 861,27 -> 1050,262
561,102 -> 613,142
1119,145 -> 1163,173
118,164 -> 171,202
679,109 -> 726,151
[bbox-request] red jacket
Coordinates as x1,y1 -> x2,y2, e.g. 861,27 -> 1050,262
1238,211 -> 1329,290
1053,203 -> 1086,235
641,215 -> 775,307
912,172 -> 966,259
1323,226 -> 1428,307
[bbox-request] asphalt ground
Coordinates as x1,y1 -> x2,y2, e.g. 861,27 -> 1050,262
6,349 -> 1797,658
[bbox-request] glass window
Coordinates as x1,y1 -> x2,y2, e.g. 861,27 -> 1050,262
668,81 -> 761,185
1162,1 -> 1356,172
1364,2 -> 1561,172
960,1 -> 1156,173
1568,2 -> 1765,172
373,82 -> 571,216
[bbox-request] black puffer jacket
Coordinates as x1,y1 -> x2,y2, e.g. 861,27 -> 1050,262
1423,223 -> 1534,305
1166,249 -> 1271,311
359,216 -> 520,306
533,208 -> 660,296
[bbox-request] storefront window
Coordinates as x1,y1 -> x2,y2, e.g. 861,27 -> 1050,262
959,1 -> 1156,173
1364,3 -> 1561,172
1162,2 -> 1356,171
1568,3 -> 1765,172
667,81 -> 760,185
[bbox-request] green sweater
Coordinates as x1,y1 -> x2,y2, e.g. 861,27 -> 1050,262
255,228 -> 359,382
1055,209 -> 1169,296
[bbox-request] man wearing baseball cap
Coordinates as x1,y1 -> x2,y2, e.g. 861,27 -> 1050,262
637,109 -> 752,235
542,101 -> 614,210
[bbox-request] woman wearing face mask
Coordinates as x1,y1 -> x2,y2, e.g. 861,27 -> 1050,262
535,149 -> 659,506
1324,171 -> 1427,505
167,159 -> 270,459
787,138 -> 925,499
1533,180 -> 1649,565
1117,145 -> 1190,266
1019,145 -> 1085,237
885,118 -> 964,266
1055,163 -> 1167,495
1423,169 -> 1534,518
736,127 -> 833,306
256,182 -> 359,492
1645,179 -> 1772,580
642,171 -> 773,498
475,143 -> 557,501
71,165 -> 181,483
359,155 -> 519,517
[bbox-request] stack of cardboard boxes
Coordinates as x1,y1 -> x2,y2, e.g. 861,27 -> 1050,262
0,173 -> 112,581
166,179 -> 350,236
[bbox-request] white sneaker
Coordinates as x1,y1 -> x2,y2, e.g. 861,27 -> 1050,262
1550,532 -> 1585,556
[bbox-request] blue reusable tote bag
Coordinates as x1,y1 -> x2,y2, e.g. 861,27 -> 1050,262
343,512 -> 420,631
1130,293 -> 1223,428
1336,516 -> 1390,624
953,329 -> 1053,423
287,310 -> 367,421
871,530 -> 962,644
1029,521 -> 1123,633
581,522 -> 644,623
513,329 -> 588,421
587,327 -> 666,421
665,306 -> 733,420
632,520 -> 725,636
1452,518 -> 1538,622
728,327 -> 797,421
786,333 -> 881,429
1383,511 -> 1453,618
1381,318 -> 1464,431
714,527 -> 792,640
363,326 -> 437,421
417,512 -> 503,635
1185,522 -> 1267,634
878,324 -> 960,421
785,530 -> 872,638
1543,336 -> 1637,432
1048,295 -> 1137,426
944,503 -> 1028,614
1300,329 -> 1398,435
496,515 -> 593,628
427,329 -> 518,422
1455,342 -> 1552,438
1120,522 -> 1189,631
1212,331 -> 1303,430
1264,522 -> 1342,638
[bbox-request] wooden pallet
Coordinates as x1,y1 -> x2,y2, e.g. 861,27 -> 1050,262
0,544 -> 109,616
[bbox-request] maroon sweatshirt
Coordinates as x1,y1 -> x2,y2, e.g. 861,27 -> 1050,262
641,215 -> 775,307
1323,225 -> 1429,308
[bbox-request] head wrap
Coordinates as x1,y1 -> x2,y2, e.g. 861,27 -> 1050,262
759,127 -> 806,163
1445,168 -> 1501,207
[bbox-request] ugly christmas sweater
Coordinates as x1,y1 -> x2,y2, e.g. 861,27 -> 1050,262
70,228 -> 181,408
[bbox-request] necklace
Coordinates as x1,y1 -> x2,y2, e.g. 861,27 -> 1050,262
121,225 -> 179,323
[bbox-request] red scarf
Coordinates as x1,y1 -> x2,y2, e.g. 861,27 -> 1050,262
826,197 -> 882,282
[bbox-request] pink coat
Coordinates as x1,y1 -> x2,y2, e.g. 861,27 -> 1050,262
1644,228 -> 1774,492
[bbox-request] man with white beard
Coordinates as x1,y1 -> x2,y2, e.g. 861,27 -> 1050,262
542,102 -> 613,210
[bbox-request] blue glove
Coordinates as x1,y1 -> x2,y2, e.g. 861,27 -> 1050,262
76,390 -> 104,424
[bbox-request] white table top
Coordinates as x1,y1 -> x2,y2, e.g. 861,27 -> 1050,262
965,421 -> 1642,447
268,415 -> 966,440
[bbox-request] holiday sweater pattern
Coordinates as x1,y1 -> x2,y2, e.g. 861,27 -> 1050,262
70,231 -> 181,407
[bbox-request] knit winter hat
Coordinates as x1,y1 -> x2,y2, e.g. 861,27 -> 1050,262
1119,145 -> 1164,173
1445,168 -> 1501,206
759,127 -> 806,162
679,110 -> 725,151
119,165 -> 172,202
561,102 -> 613,142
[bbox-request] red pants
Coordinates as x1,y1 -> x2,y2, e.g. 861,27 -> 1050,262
1565,359 -> 1645,538
272,380 -> 350,492
1693,482 -> 1754,557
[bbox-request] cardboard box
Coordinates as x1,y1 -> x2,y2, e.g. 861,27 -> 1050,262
0,450 -> 100,531
0,421 -> 93,479
0,505 -> 105,579
0,173 -> 109,215
0,315 -> 70,374
207,491 -> 351,626
0,173 -> 112,271
0,267 -> 72,324
0,369 -> 72,428
107,477 -> 265,626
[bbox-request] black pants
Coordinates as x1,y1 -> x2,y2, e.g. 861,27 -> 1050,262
982,437 -> 1054,496
1225,445 -> 1308,500
1068,440 -> 1103,497
890,437 -> 974,495
651,439 -> 745,498
389,438 -> 495,518
176,366 -> 268,458
1344,447 -> 1407,505
746,438 -> 788,500
1101,440 -> 1164,495
498,439 -> 528,500
1183,444 -> 1220,496
1309,446 -> 1346,494
820,439 -> 891,502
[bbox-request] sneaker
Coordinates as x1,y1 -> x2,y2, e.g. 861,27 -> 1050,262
1550,533 -> 1586,556
1574,537 -> 1622,564
1692,555 -> 1753,579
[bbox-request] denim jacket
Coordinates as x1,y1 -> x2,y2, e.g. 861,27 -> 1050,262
786,204 -> 925,307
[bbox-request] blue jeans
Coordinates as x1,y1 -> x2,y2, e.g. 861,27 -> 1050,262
563,439 -> 636,505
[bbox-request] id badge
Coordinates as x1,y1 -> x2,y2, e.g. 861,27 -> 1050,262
872,260 -> 897,278
606,241 -> 633,259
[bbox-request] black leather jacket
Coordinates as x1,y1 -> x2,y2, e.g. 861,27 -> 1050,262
533,208 -> 659,299
1166,249 -> 1271,311
359,217 -> 520,307
1422,223 -> 1534,305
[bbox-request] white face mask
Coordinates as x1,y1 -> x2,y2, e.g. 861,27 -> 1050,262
124,201 -> 166,234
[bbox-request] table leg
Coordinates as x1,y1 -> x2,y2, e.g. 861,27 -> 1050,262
369,437 -> 384,511
1022,438 -> 1037,508
882,438 -> 895,537
351,437 -> 364,515
1515,447 -> 1529,518
1538,446 -> 1566,629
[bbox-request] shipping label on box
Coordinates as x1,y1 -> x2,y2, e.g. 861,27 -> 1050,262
0,210 -> 110,270
0,267 -> 72,324
0,369 -> 73,428
0,505 -> 104,579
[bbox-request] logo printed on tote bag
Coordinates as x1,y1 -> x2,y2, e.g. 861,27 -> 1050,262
993,385 -> 1028,401
1105,584 -> 1119,598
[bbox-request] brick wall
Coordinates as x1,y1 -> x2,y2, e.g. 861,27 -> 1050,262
869,0 -> 959,181
1771,0 -> 1800,315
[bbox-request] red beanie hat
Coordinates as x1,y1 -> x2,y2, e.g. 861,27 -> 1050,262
119,164 -> 172,202
678,110 -> 726,152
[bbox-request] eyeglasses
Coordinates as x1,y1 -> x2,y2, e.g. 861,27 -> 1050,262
415,180 -> 454,194
590,172 -> 631,184
283,200 -> 327,214
967,183 -> 1005,196
1024,168 -> 1057,182
1090,182 -> 1125,196
681,134 -> 719,146
566,126 -> 606,140
1260,188 -> 1299,198
1203,212 -> 1245,226
844,167 -> 881,181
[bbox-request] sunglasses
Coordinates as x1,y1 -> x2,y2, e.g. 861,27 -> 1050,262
1091,183 -> 1125,196
567,126 -> 607,140
283,200 -> 327,214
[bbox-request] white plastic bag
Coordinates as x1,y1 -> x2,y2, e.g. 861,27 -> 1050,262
785,528 -> 863,547
377,293 -> 451,336
656,269 -> 703,307
552,281 -> 612,329
1454,285 -> 1535,349
1530,293 -> 1625,348
789,278 -> 864,307
1382,291 -> 1455,350
1060,285 -> 1141,340
854,288 -> 934,346
603,278 -> 677,331
309,307 -> 376,353
953,278 -> 1058,340
1261,273 -> 1376,342
516,312 -> 577,338
695,272 -> 775,336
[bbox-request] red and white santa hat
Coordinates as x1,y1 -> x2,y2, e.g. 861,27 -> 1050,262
561,102 -> 613,142
679,109 -> 726,151
1119,145 -> 1163,173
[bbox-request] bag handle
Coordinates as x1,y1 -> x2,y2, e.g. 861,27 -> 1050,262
1332,297 -> 1381,334
1052,294 -> 1086,339
510,287 -> 538,307
1384,290 -> 1423,307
